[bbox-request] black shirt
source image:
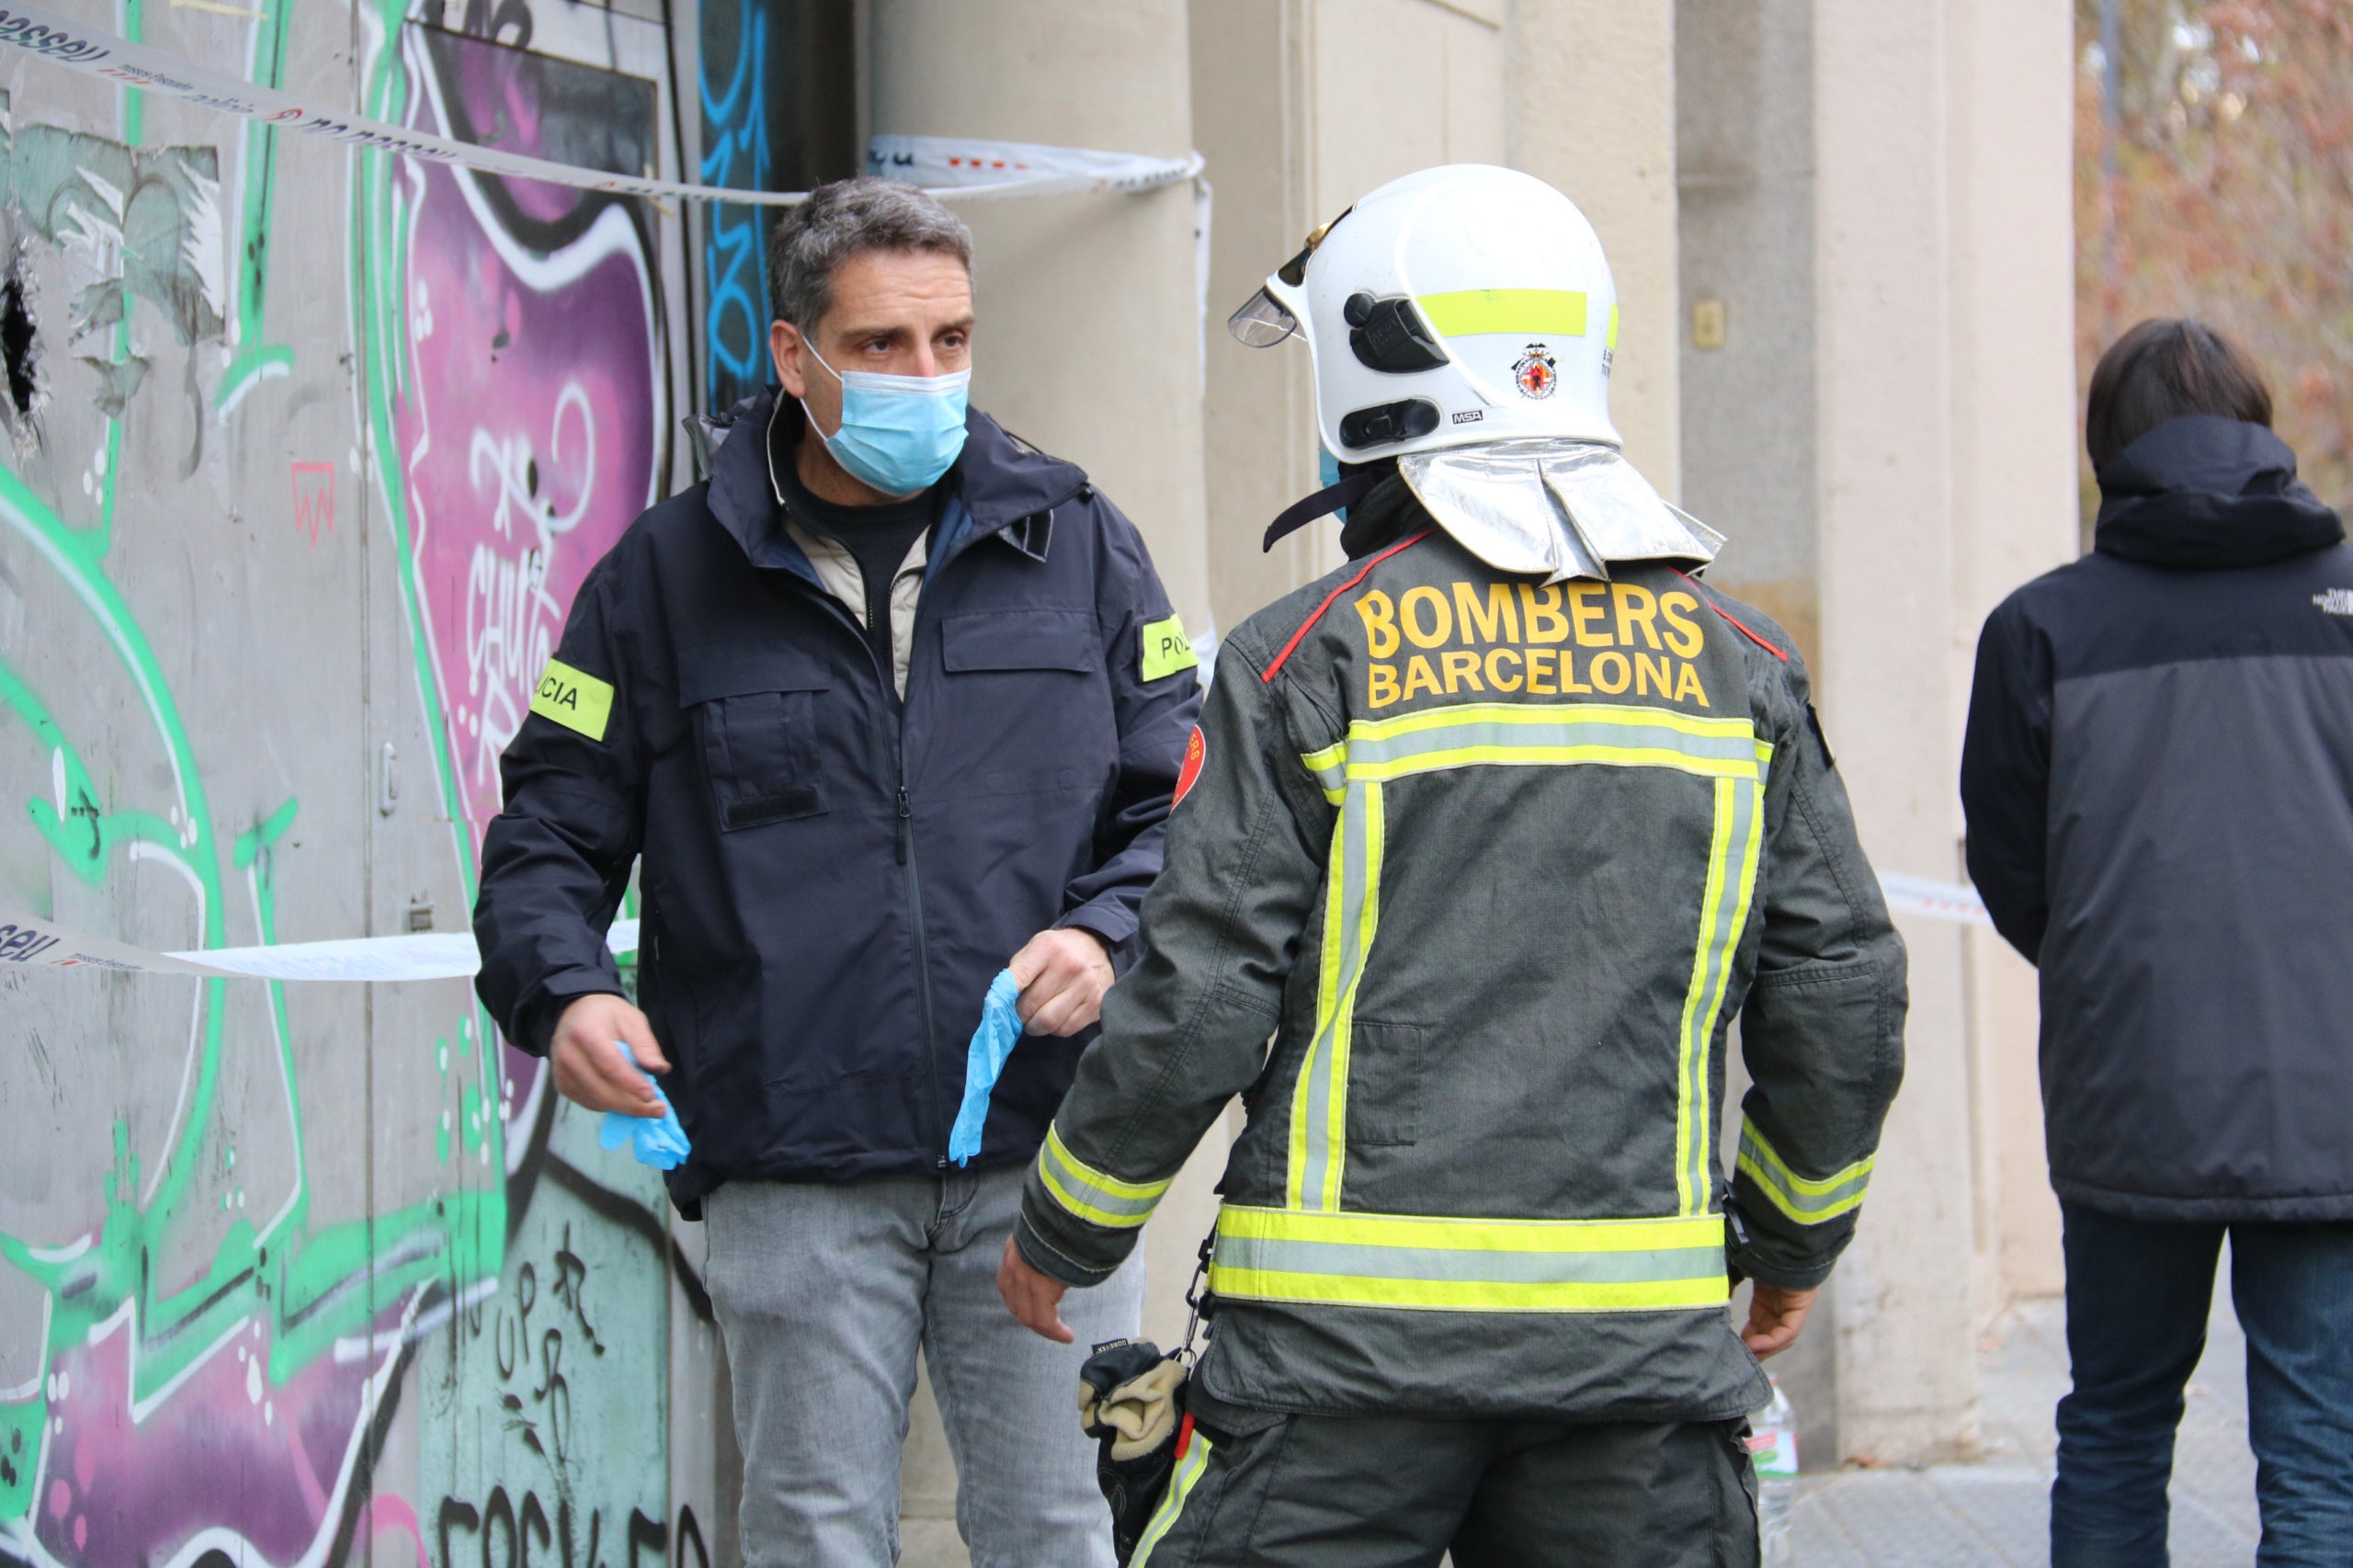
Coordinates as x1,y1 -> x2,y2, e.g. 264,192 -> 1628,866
774,428 -> 940,686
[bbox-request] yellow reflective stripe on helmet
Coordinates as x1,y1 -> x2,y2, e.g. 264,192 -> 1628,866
1672,776 -> 1766,1216
1129,1427 -> 1215,1567
1737,1121 -> 1874,1225
1208,1205 -> 1732,1313
1417,288 -> 1591,339
1038,1125 -> 1172,1230
1288,779 -> 1385,1211
1608,302 -> 1620,350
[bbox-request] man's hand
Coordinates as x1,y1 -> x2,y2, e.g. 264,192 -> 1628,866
550,993 -> 670,1117
1008,927 -> 1115,1037
998,1234 -> 1074,1344
1742,1283 -> 1818,1358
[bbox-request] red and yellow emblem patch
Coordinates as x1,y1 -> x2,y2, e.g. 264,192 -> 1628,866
1173,726 -> 1207,806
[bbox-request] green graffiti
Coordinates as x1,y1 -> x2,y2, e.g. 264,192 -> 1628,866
219,0 -> 295,413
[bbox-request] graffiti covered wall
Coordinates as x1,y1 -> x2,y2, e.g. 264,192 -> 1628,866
0,5 -> 725,1565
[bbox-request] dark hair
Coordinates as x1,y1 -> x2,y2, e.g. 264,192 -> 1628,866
767,176 -> 973,333
2086,318 -> 2273,468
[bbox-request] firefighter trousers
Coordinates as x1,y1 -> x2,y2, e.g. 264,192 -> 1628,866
1128,1383 -> 1761,1568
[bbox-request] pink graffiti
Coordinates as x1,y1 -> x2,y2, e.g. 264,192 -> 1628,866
24,1306 -> 386,1568
393,76 -> 659,839
290,461 -> 335,545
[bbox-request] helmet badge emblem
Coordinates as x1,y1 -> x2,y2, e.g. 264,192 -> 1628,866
1512,343 -> 1558,400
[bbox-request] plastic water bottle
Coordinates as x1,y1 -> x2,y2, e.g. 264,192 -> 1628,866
1749,1377 -> 1798,1564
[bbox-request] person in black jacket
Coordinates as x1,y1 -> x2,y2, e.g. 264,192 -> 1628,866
1962,318 -> 2353,1566
472,178 -> 1202,1567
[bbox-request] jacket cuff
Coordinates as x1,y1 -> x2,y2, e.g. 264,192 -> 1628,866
1725,1198 -> 1848,1290
1054,903 -> 1139,973
510,970 -> 630,1057
1015,1202 -> 1125,1290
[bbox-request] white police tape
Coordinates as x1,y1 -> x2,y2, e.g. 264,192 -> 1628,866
2,874 -> 1991,983
0,910 -> 637,981
0,6 -> 1201,207
1877,873 -> 1995,929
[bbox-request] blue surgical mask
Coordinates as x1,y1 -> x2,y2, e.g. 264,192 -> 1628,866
800,344 -> 971,497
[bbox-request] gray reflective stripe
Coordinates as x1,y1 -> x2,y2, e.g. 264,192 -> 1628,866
1738,1127 -> 1872,1221
1293,779 -> 1381,1211
1678,777 -> 1764,1215
1342,714 -> 1759,773
1303,749 -> 1347,799
1039,1127 -> 1170,1228
1213,1232 -> 1727,1286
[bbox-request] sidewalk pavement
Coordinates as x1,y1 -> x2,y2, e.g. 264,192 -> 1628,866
1791,1288 -> 2260,1565
903,1284 -> 2265,1566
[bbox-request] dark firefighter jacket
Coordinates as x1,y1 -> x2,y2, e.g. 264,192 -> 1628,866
1962,415 -> 2353,1222
1016,477 -> 1908,1420
472,390 -> 1202,1215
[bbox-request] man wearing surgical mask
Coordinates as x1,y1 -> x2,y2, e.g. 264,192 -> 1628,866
472,177 -> 1202,1566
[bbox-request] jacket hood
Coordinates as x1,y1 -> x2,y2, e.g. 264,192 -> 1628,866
2094,415 -> 2344,569
693,387 -> 1091,569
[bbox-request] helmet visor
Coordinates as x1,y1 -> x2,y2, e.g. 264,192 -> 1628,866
1228,286 -> 1301,348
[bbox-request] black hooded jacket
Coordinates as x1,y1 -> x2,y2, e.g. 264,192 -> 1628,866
1961,415 -> 2353,1221
472,390 -> 1201,1214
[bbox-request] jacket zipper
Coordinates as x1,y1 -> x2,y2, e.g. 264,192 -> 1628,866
774,500 -> 952,1168
897,724 -> 948,1170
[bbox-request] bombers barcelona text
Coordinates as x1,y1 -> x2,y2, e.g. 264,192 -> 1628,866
1353,581 -> 1716,710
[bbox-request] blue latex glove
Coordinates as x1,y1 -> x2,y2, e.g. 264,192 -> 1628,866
597,1040 -> 691,1171
949,970 -> 1024,1166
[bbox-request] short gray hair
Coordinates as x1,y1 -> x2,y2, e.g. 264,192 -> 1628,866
767,176 -> 974,333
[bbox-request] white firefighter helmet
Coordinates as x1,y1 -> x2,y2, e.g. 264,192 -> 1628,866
1229,164 -> 1621,460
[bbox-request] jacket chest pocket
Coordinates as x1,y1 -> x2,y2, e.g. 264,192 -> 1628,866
678,643 -> 830,830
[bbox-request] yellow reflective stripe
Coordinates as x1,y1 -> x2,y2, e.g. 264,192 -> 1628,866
1209,1270 -> 1727,1313
1209,1206 -> 1731,1313
1321,782 -> 1382,1208
1670,776 -> 1766,1215
1289,779 -> 1385,1211
1674,780 -> 1736,1217
1737,1121 -> 1874,1225
1417,288 -> 1590,338
1334,703 -> 1766,786
1350,740 -> 1758,783
1350,701 -> 1755,745
1038,1125 -> 1171,1230
1300,742 -> 1348,804
1607,302 -> 1620,350
1219,1205 -> 1722,1254
1129,1429 -> 1215,1568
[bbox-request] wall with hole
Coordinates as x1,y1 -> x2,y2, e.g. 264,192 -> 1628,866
0,6 -> 736,1566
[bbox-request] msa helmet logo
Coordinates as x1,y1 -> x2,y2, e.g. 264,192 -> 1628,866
1451,408 -> 1484,426
2316,588 -> 2353,616
1512,343 -> 1558,400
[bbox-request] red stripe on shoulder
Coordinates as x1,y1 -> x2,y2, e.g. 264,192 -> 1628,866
1671,568 -> 1789,663
1262,530 -> 1436,683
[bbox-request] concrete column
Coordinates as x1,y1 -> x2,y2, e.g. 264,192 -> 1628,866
1948,0 -> 2078,1307
1676,0 -> 1820,662
1509,0 -> 1682,496
870,0 -> 1212,635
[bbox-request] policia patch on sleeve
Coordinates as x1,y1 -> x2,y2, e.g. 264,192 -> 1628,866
530,658 -> 615,742
1142,615 -> 1199,682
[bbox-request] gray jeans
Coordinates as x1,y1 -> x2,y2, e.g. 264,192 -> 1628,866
705,1165 -> 1145,1567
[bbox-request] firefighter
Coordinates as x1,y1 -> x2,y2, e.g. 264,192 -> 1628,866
995,164 -> 1908,1566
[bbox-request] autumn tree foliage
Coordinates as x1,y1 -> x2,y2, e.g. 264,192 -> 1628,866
2076,0 -> 2353,518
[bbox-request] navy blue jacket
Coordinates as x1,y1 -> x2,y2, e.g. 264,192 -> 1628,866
1962,415 -> 2353,1221
472,391 -> 1201,1213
